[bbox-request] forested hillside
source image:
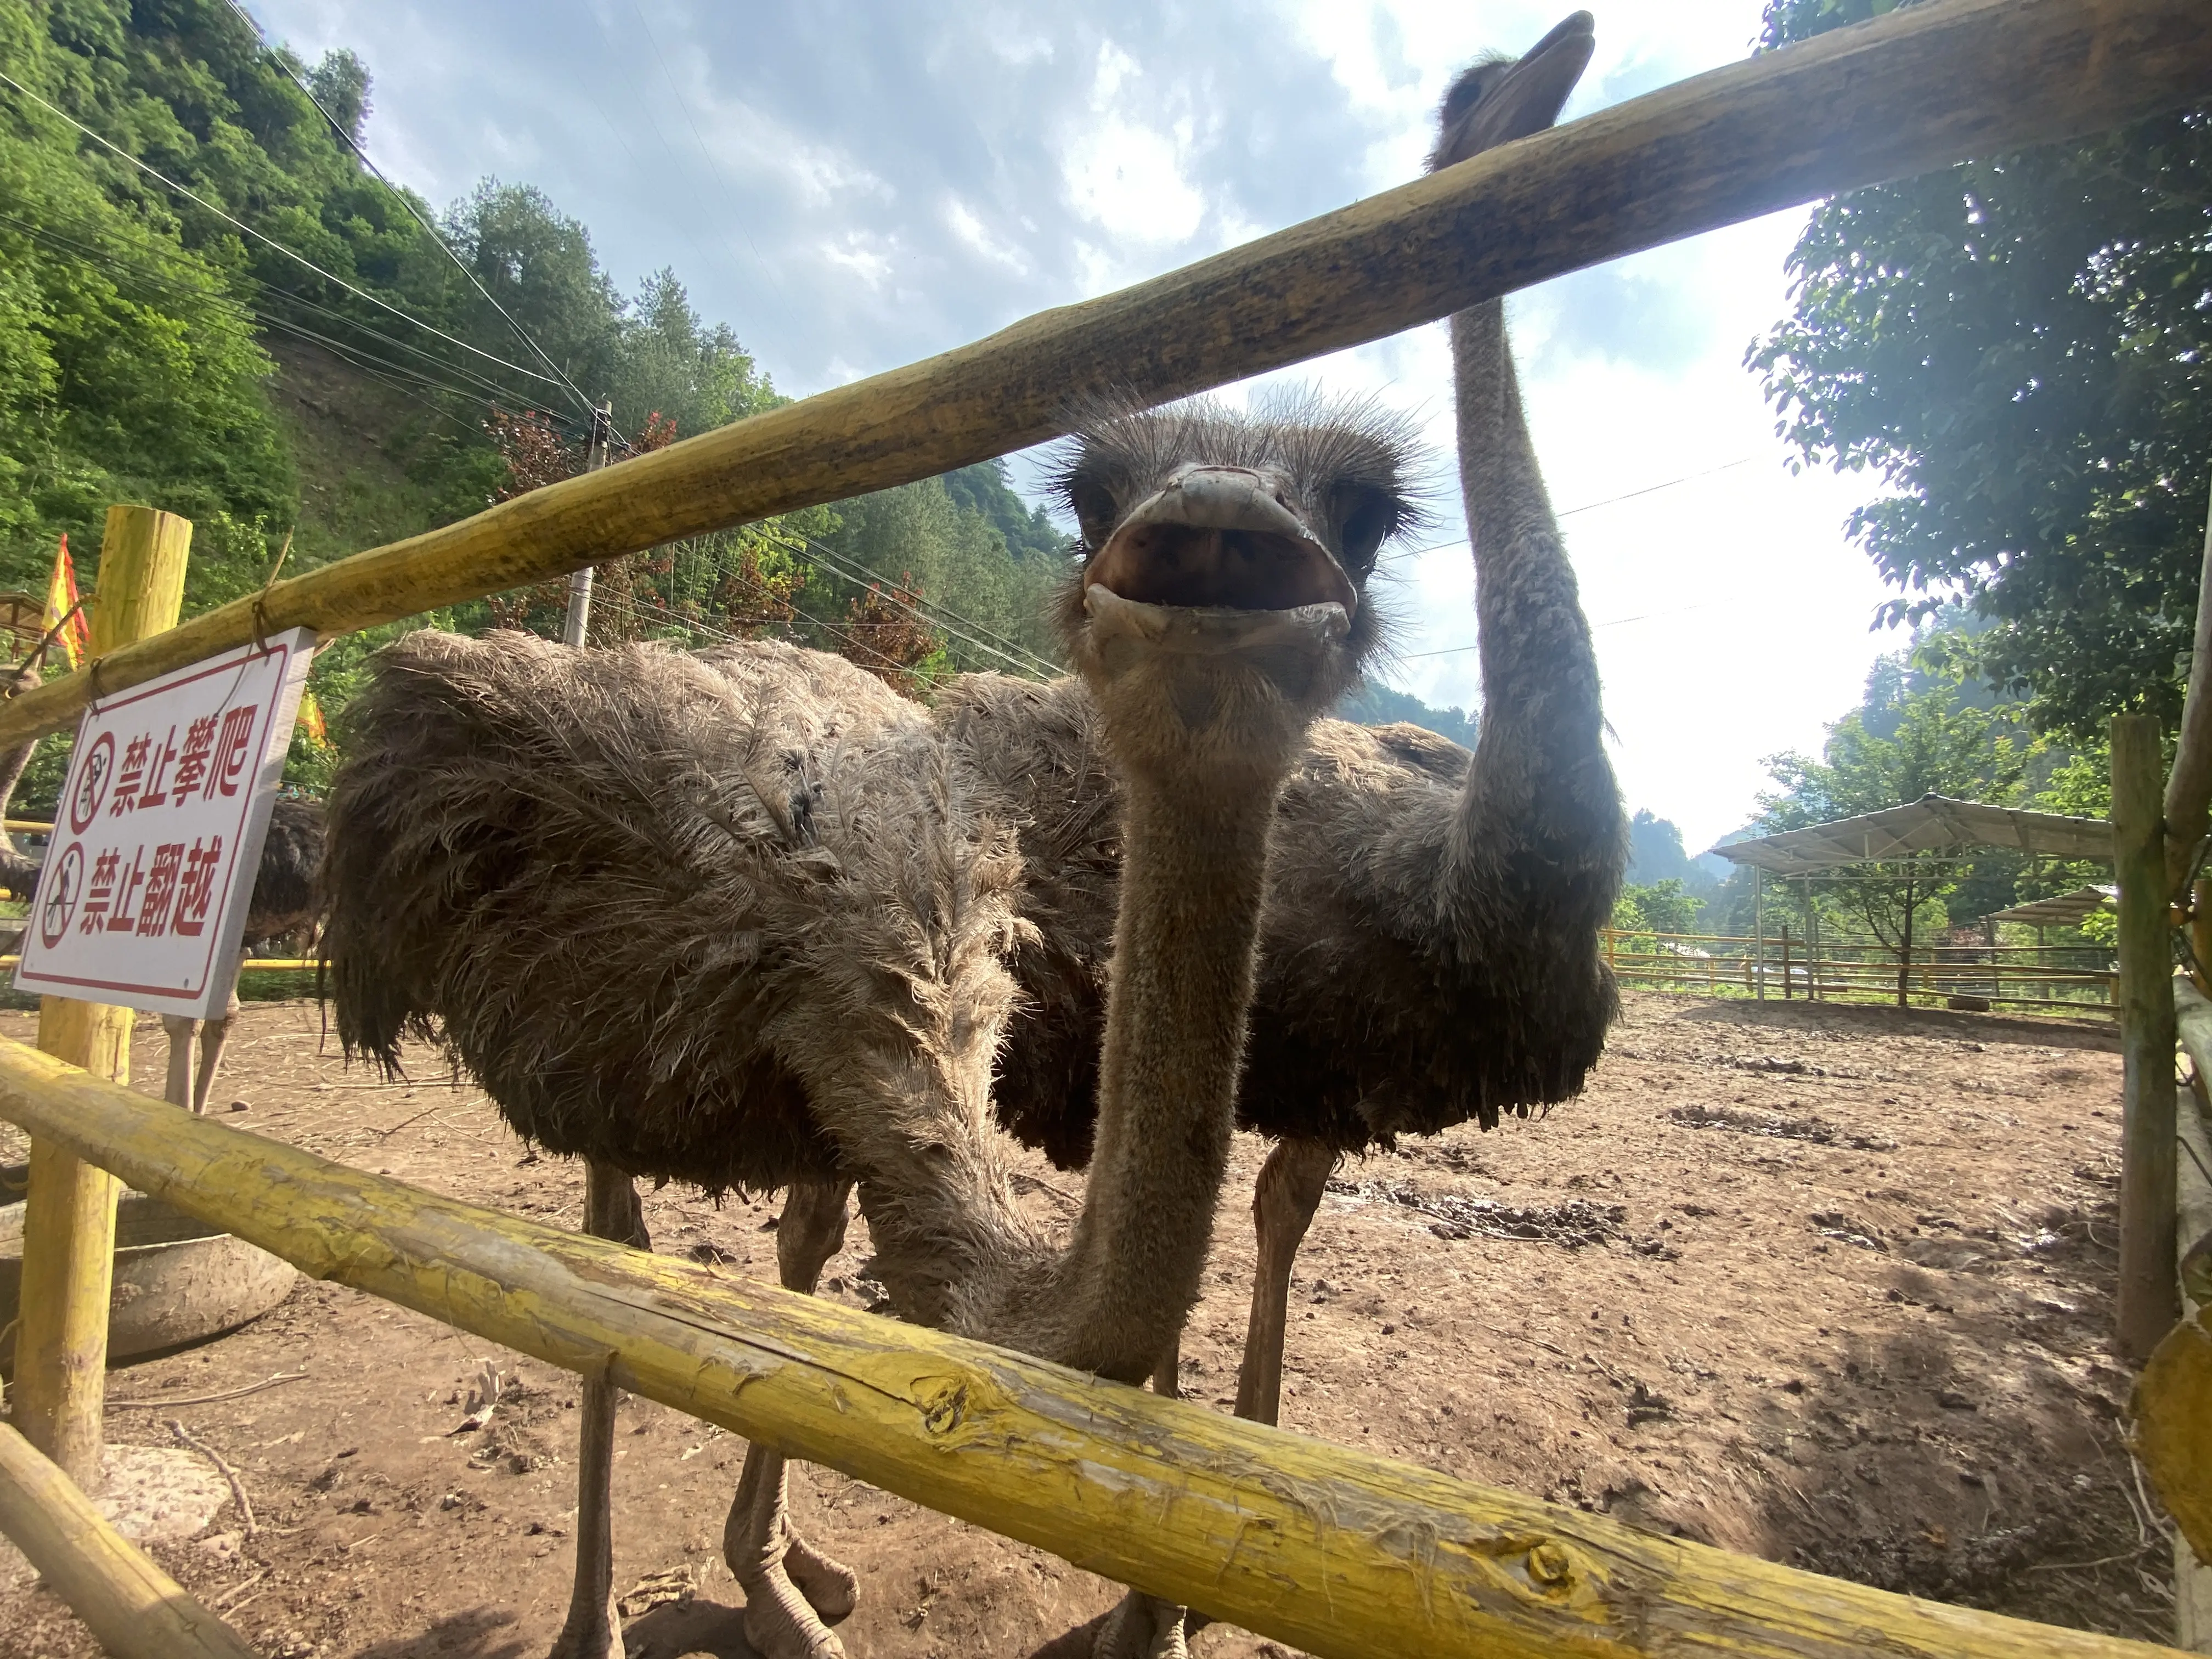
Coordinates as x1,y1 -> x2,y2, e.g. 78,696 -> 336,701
0,0 -> 1078,809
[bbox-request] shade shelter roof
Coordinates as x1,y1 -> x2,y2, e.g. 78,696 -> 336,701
1707,793 -> 2114,877
1984,885 -> 2117,928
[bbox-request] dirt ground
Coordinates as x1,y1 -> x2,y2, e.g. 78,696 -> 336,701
0,989 -> 2173,1658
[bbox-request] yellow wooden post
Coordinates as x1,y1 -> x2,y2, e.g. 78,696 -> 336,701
13,504 -> 190,1487
2114,712 -> 2179,1363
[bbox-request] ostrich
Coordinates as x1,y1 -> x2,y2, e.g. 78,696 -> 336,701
983,5 -> 1618,1421
161,795 -> 325,1113
323,413 -> 1399,1656
325,18 -> 1616,1655
962,26 -> 1623,1646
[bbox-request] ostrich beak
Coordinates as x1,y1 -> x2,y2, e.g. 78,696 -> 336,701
1449,12 -> 1595,159
1083,466 -> 1357,617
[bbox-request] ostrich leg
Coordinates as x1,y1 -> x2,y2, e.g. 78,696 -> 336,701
550,1161 -> 650,1659
1102,1137 -> 1337,1656
188,952 -> 247,1114
160,1016 -> 196,1110
724,1180 -> 859,1659
1149,1334 -> 1180,1398
1232,1136 -> 1336,1423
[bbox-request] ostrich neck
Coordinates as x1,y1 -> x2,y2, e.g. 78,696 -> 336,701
962,755 -> 1280,1383
1442,298 -> 1614,905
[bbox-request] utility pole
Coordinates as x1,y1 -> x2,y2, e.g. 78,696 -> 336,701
562,399 -> 614,648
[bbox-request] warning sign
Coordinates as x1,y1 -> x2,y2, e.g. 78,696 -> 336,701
15,628 -> 315,1018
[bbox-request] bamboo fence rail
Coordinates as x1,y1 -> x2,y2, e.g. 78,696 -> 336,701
0,1423 -> 255,1659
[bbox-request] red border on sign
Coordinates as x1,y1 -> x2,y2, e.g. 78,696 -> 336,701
21,640 -> 298,1001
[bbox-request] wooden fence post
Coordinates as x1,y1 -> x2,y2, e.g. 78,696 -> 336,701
1753,867 -> 1765,1000
2114,710 -> 2180,1362
12,504 -> 190,1486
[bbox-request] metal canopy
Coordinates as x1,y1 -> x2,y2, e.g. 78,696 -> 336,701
1707,793 -> 2114,876
1985,885 -> 2117,928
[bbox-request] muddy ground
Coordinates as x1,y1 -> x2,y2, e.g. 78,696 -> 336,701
0,990 -> 2171,1657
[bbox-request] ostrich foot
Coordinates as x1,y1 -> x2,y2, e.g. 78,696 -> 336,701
726,1443 -> 851,1657
780,1523 -> 857,1624
741,1560 -> 847,1659
1094,1592 -> 1189,1659
545,1593 -> 623,1659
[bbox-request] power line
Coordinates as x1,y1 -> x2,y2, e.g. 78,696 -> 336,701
795,537 -> 1060,679
0,69 -> 574,399
1398,601 -> 1713,661
0,207 -> 563,415
1391,456 -> 1760,561
211,0 -> 593,416
594,576 -> 966,684
795,532 -> 1062,676
1556,456 -> 1755,520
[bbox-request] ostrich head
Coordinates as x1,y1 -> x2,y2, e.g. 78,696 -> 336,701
1051,394 -> 1427,783
1429,10 -> 1594,172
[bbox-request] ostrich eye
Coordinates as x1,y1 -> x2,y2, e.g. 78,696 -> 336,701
1069,482 -> 1119,551
1336,493 -> 1398,574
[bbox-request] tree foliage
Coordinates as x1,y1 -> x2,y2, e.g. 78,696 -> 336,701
1611,878 -> 1701,939
1754,0 -> 2212,742
1334,682 -> 1479,748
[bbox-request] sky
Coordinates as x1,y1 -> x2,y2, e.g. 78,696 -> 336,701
245,0 -> 1907,851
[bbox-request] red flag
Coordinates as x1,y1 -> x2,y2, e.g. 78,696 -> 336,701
43,535 -> 89,669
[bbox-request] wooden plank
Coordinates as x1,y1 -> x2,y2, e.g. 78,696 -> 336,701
0,0 -> 2204,753
2147,978 -> 2212,1644
2165,482 -> 2212,900
13,504 -> 190,1487
2116,713 -> 2180,1361
0,1424 -> 256,1659
0,1037 -> 2181,1659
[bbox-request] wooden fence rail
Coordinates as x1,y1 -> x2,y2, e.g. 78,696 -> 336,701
0,1035 -> 2177,1659
1599,929 -> 2117,1011
0,1423 -> 254,1659
0,0 -> 2200,755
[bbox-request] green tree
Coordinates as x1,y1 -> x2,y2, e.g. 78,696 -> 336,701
1612,878 -> 1701,938
1753,0 -> 2211,742
303,48 -> 369,146
1758,679 -> 2027,1003
941,460 -> 1073,569
817,476 -> 1062,675
1335,682 -> 1479,748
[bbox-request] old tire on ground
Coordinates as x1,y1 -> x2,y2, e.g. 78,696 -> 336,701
0,1163 -> 296,1370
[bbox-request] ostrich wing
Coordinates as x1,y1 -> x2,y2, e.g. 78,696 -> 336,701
324,629 -> 1026,1200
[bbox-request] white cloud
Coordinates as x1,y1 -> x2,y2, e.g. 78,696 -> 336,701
1062,120 -> 1206,246
946,199 -> 1028,274
245,0 -> 1897,845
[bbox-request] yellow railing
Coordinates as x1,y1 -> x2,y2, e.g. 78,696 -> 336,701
0,1039 -> 2168,1659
